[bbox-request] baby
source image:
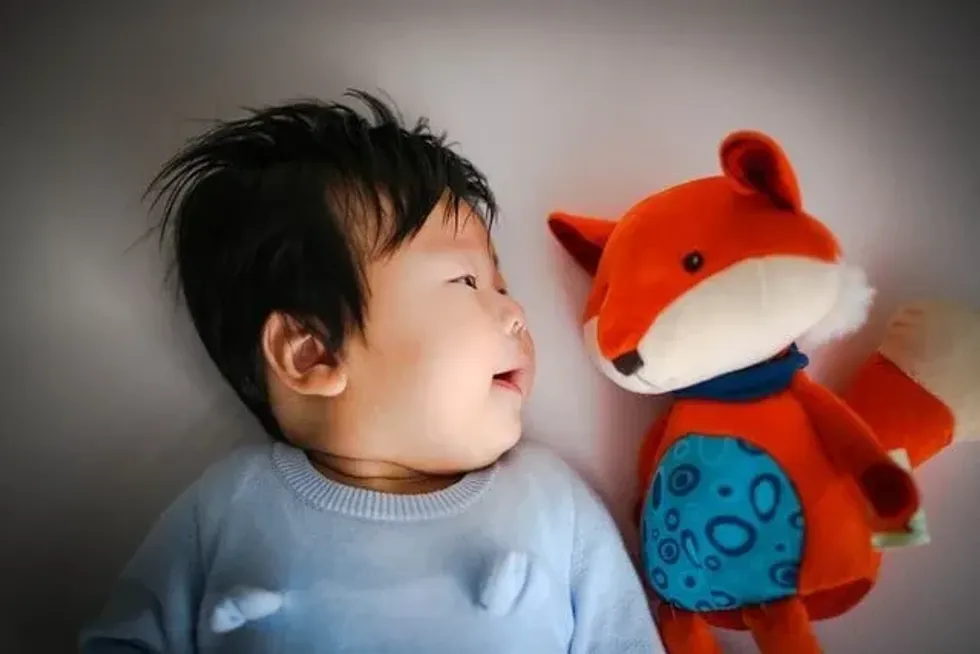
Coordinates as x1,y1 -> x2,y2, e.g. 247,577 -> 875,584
79,91 -> 664,653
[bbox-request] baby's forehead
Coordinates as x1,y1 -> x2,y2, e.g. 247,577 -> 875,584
414,204 -> 499,262
488,239 -> 501,268
450,219 -> 500,269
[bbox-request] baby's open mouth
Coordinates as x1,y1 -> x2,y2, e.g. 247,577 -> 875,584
492,369 -> 524,396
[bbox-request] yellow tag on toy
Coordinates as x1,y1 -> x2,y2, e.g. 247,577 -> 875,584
871,449 -> 930,550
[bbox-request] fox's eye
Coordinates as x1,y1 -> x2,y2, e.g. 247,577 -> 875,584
682,251 -> 704,273
452,274 -> 479,289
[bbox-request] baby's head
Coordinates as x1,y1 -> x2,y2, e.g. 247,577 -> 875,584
149,91 -> 535,480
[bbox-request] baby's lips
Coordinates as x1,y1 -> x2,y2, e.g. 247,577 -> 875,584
511,368 -> 531,397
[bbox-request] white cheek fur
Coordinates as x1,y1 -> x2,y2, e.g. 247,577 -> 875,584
582,258 -> 871,394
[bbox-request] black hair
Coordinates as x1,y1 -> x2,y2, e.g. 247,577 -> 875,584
147,89 -> 498,439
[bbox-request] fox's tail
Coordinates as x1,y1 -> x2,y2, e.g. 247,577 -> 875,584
842,301 -> 980,468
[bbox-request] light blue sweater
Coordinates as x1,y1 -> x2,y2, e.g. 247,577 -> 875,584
80,439 -> 664,653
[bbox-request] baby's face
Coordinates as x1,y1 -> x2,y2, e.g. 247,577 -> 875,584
337,199 -> 536,474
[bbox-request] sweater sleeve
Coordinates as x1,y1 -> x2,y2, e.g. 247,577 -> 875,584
567,473 -> 665,654
79,484 -> 204,654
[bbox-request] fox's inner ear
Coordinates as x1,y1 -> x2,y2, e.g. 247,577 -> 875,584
720,130 -> 802,212
547,212 -> 616,276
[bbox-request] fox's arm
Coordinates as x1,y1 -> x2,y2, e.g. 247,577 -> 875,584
842,352 -> 954,468
842,300 -> 980,468
633,410 -> 669,524
791,373 -> 919,533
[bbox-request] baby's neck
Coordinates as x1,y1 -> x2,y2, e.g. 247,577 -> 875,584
306,450 -> 463,495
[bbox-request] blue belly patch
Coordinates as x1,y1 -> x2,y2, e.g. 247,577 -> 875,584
640,434 -> 805,612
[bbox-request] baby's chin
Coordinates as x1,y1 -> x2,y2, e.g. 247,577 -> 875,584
473,429 -> 523,469
421,428 -> 523,476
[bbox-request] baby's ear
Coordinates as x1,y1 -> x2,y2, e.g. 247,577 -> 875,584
261,312 -> 347,398
547,211 -> 616,277
719,130 -> 802,212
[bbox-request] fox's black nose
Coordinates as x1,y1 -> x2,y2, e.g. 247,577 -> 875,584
612,350 -> 643,376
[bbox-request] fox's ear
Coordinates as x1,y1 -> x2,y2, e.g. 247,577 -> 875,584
720,130 -> 802,212
548,211 -> 616,276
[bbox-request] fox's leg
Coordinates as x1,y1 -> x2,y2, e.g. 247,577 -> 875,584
843,301 -> 980,468
743,597 -> 821,654
655,603 -> 722,654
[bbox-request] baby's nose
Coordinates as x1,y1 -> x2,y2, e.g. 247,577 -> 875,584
500,297 -> 528,336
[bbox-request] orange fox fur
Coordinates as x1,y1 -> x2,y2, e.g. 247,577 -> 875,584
548,131 -> 961,654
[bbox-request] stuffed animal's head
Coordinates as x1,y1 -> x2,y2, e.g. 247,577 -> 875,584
549,130 -> 873,395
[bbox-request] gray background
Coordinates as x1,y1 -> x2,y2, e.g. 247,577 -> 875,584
2,1 -> 978,652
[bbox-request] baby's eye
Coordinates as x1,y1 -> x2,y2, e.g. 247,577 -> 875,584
452,274 -> 479,289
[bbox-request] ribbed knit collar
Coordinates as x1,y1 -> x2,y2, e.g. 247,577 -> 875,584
271,442 -> 496,521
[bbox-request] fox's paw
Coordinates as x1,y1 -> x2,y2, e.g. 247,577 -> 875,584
878,300 -> 980,442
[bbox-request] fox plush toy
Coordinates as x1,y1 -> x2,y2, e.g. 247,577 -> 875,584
548,130 -> 980,654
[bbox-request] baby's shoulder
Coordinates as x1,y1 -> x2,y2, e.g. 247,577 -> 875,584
200,441 -> 276,483
492,439 -> 619,542
180,442 -> 280,512
495,439 -> 598,505
499,439 -> 578,481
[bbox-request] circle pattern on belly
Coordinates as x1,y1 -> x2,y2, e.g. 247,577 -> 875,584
640,434 -> 805,612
